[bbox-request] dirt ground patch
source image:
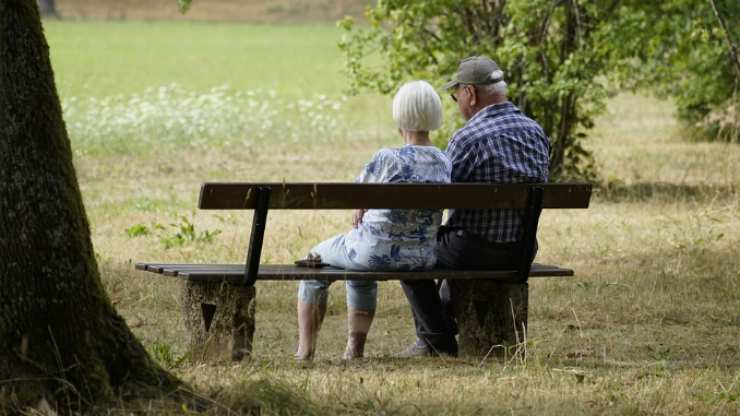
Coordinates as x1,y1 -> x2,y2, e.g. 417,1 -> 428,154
54,0 -> 369,23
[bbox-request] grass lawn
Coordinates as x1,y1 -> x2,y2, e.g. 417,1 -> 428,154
44,20 -> 740,415
47,21 -> 347,97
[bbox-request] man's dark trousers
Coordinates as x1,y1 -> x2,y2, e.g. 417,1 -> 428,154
400,226 -> 521,353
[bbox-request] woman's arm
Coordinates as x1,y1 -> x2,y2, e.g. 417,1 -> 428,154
352,209 -> 367,228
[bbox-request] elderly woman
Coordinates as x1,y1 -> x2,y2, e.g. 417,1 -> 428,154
296,80 -> 451,361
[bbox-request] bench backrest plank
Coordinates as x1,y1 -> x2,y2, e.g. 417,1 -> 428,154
199,183 -> 592,210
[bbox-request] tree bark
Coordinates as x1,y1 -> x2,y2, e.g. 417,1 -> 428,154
0,1 -> 181,411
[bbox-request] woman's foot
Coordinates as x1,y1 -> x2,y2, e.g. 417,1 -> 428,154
342,308 -> 374,360
343,332 -> 368,360
295,300 -> 326,361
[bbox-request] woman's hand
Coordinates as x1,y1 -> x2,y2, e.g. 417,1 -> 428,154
352,209 -> 367,228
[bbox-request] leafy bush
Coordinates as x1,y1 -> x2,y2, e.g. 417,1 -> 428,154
148,341 -> 189,369
157,215 -> 221,249
125,224 -> 150,238
629,0 -> 739,143
126,215 -> 222,249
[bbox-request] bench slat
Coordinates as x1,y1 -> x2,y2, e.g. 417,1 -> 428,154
199,183 -> 592,210
135,263 -> 238,274
136,263 -> 573,285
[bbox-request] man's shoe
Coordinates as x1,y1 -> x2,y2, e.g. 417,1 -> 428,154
393,342 -> 433,358
393,338 -> 458,358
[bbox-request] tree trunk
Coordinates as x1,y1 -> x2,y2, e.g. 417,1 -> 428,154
451,280 -> 528,359
0,1 -> 181,411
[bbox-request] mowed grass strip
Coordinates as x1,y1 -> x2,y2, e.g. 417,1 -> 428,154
44,21 -> 740,415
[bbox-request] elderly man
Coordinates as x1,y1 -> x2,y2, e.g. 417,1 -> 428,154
397,56 -> 550,357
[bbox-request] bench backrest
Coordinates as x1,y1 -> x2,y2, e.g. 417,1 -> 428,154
199,183 -> 592,210
198,182 -> 592,286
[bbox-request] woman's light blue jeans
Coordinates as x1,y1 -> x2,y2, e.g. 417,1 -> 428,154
297,234 -> 377,311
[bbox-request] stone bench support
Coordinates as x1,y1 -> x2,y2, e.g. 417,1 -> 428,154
182,281 -> 256,362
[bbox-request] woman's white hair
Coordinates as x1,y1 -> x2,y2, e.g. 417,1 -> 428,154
392,80 -> 443,132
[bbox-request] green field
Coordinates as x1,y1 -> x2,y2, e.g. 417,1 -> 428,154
45,20 -> 740,415
47,21 -> 348,96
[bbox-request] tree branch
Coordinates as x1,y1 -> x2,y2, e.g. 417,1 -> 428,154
708,0 -> 740,79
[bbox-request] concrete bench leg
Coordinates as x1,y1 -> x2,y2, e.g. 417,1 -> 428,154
451,281 -> 528,359
182,281 -> 256,362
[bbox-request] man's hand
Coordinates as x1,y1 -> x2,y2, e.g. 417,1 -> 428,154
352,209 -> 367,228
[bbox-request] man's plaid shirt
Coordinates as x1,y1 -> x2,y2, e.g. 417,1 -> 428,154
445,102 -> 550,243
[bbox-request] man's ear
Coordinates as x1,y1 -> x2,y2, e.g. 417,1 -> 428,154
469,85 -> 478,107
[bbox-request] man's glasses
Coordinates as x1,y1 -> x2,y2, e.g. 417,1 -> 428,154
450,84 -> 471,102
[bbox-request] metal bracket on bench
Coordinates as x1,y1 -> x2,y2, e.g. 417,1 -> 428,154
244,187 -> 271,287
517,186 -> 544,282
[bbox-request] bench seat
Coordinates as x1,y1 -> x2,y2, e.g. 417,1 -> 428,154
135,262 -> 573,284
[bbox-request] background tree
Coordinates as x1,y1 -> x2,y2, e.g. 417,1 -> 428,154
339,0 -> 642,180
339,0 -> 740,179
0,0 -> 184,411
630,0 -> 739,142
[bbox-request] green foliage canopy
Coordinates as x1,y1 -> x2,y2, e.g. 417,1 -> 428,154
629,0 -> 739,142
339,0 -> 740,179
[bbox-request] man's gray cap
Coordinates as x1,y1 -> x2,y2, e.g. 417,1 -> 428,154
443,56 -> 504,90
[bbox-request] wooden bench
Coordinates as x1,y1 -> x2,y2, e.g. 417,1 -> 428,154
136,182 -> 591,360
